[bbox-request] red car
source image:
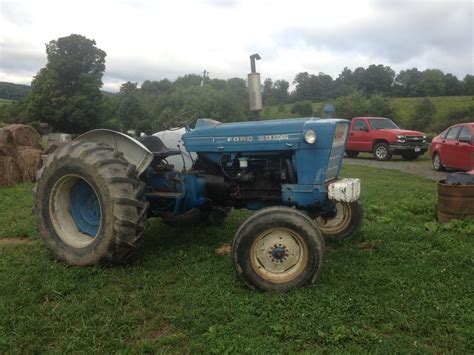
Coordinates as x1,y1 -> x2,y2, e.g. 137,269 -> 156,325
430,122 -> 474,171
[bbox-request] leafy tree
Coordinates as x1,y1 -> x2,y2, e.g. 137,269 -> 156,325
291,101 -> 313,116
368,95 -> 396,118
418,69 -> 445,96
117,82 -> 146,131
462,75 -> 474,95
334,91 -> 369,119
358,64 -> 395,95
393,68 -> 422,97
443,73 -> 462,96
409,97 -> 436,131
28,34 -> 106,133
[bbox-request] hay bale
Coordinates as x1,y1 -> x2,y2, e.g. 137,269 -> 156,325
16,146 -> 43,182
0,156 -> 22,186
4,124 -> 41,149
0,128 -> 17,158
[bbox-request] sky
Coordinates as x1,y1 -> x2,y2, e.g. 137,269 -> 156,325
0,0 -> 473,92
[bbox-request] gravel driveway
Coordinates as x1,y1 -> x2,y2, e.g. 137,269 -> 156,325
343,156 -> 448,181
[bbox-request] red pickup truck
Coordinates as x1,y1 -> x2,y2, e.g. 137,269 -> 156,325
345,117 -> 428,161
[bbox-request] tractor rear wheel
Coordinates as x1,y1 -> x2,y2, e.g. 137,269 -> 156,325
232,207 -> 325,292
34,141 -> 148,266
314,200 -> 363,242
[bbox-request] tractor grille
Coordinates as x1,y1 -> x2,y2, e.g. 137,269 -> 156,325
326,124 -> 348,181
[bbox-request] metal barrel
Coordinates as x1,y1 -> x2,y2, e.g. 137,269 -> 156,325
437,180 -> 474,223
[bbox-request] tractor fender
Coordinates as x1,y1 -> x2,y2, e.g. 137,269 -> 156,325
77,129 -> 153,175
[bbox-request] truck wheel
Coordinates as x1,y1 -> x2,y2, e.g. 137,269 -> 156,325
373,142 -> 391,161
401,152 -> 419,160
314,200 -> 363,242
432,153 -> 445,171
34,141 -> 148,266
232,207 -> 325,292
346,151 -> 359,158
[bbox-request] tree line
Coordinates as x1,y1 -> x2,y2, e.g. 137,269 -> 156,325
0,34 -> 473,135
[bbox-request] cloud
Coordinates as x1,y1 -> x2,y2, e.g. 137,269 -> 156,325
0,0 -> 472,91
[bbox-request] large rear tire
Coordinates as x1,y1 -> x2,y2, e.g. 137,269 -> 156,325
232,207 -> 325,292
34,140 -> 148,266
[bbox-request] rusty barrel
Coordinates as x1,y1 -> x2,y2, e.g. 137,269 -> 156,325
438,180 -> 474,223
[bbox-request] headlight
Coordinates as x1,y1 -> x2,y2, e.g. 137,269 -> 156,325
304,130 -> 317,144
397,135 -> 406,143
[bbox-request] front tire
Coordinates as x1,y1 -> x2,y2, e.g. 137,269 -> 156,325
314,200 -> 363,242
373,142 -> 391,161
34,141 -> 148,266
232,207 -> 325,292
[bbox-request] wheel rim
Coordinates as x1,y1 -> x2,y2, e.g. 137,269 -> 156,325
375,146 -> 387,159
315,202 -> 351,235
433,154 -> 441,170
250,228 -> 308,284
49,175 -> 102,248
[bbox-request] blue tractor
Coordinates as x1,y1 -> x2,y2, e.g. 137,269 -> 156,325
34,117 -> 362,291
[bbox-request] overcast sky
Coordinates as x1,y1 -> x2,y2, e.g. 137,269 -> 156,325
0,0 -> 473,92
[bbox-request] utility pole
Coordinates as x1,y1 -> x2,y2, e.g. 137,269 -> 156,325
201,70 -> 209,87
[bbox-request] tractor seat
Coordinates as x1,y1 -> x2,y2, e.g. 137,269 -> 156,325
137,136 -> 181,159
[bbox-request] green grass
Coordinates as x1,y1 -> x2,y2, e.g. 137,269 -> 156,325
0,166 -> 473,353
0,98 -> 14,107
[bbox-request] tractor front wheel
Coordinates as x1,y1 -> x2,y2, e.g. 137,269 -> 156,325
232,207 -> 325,292
314,200 -> 363,242
34,141 -> 148,266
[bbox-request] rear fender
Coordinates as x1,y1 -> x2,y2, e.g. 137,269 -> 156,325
77,129 -> 153,175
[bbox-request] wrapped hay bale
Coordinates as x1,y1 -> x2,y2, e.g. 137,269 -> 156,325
16,146 -> 43,182
4,124 -> 42,149
0,156 -> 22,186
0,128 -> 17,158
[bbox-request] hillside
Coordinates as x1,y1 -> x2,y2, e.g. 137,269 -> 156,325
262,96 -> 474,129
0,82 -> 31,100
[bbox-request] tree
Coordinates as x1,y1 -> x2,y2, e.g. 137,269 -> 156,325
410,97 -> 436,131
418,69 -> 445,96
368,95 -> 396,118
291,101 -> 313,116
334,91 -> 369,119
443,73 -> 462,96
462,75 -> 474,95
393,68 -> 422,97
117,82 -> 146,131
28,34 -> 106,133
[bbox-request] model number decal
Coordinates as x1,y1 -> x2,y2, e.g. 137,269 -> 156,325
227,134 -> 289,142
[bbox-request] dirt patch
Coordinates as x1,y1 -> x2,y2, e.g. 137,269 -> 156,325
216,243 -> 231,256
147,320 -> 172,341
0,237 -> 33,245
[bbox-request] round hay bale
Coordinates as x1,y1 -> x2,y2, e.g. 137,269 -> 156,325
0,156 -> 22,186
16,146 -> 43,182
0,128 -> 17,158
5,124 -> 41,149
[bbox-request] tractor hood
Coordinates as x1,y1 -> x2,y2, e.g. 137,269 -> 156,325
183,117 -> 350,153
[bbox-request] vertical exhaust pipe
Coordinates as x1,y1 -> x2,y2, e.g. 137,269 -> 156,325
248,53 -> 262,120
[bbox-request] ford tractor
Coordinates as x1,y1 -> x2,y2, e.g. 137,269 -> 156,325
34,117 -> 363,292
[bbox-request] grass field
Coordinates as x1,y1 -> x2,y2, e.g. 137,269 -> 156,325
262,96 -> 474,128
0,98 -> 14,107
0,165 -> 473,353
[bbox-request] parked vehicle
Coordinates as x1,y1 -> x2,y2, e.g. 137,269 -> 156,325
430,122 -> 474,171
345,117 -> 428,161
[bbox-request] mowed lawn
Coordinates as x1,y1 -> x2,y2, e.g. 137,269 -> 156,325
0,165 -> 473,353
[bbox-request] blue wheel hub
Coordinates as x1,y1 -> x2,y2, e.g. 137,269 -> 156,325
69,180 -> 101,237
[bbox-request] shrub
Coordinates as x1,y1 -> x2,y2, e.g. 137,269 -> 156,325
291,100 -> 313,116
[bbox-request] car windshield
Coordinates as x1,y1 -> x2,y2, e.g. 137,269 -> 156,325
369,118 -> 399,130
